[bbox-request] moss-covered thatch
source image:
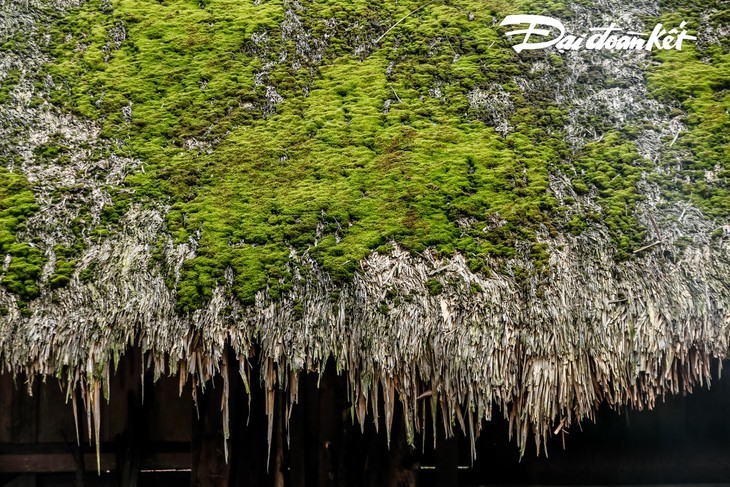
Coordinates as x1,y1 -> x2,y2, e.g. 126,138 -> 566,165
0,0 -> 728,462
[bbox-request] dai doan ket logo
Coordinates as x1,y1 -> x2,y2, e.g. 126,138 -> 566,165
500,14 -> 697,53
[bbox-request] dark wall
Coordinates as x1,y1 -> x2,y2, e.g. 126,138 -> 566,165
2,355 -> 730,486
462,371 -> 730,485
0,348 -> 192,487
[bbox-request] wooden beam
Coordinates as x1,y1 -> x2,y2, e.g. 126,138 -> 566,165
0,452 -> 190,473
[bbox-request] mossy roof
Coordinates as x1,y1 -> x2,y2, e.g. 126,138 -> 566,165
0,0 -> 728,456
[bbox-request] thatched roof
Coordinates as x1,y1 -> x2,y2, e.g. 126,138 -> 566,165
1,0 -> 728,462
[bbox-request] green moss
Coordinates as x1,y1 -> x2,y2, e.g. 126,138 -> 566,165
0,0 -> 715,311
568,131 -> 649,258
425,279 -> 443,296
647,7 -> 729,219
0,168 -> 44,303
78,261 -> 98,283
49,245 -> 82,290
33,137 -> 69,162
0,69 -> 21,104
42,0 -> 576,311
292,301 -> 304,320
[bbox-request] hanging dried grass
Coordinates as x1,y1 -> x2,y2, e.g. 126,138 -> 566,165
0,202 -> 727,458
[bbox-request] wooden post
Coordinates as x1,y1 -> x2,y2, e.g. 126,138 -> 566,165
385,405 -> 419,487
10,376 -> 39,443
435,417 -> 458,487
191,377 -> 230,487
272,389 -> 285,487
8,376 -> 39,487
317,364 -> 339,487
288,385 -> 306,487
228,356 -> 268,487
303,371 -> 321,487
116,381 -> 149,487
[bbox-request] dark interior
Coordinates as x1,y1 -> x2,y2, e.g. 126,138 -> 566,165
2,354 -> 729,486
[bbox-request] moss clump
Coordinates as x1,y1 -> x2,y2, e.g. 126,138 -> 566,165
647,7 -> 729,218
568,131 -> 649,258
49,245 -> 84,290
425,279 -> 443,296
33,138 -> 69,162
78,261 -> 98,284
0,168 -> 44,304
0,69 -> 21,104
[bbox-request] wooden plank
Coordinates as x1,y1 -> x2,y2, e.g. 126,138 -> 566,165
148,374 -> 193,443
10,378 -> 39,443
228,358 -> 269,487
37,378 -> 76,443
288,396 -> 306,487
0,453 -> 113,473
3,473 -> 37,487
0,375 -> 13,442
317,365 -> 337,487
141,452 -> 191,470
0,452 -> 190,473
435,426 -> 459,487
191,376 -> 230,487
